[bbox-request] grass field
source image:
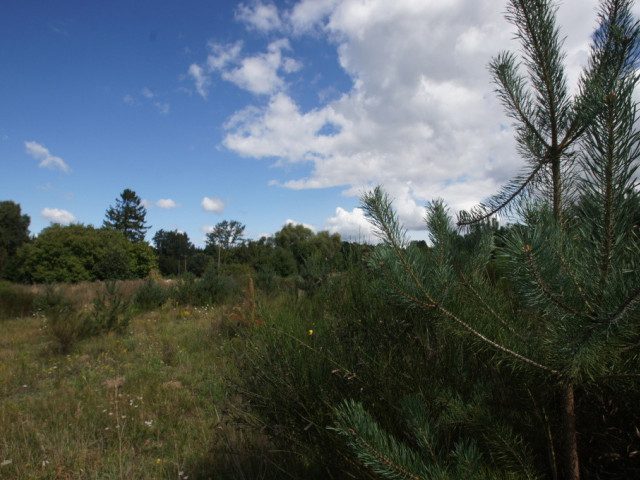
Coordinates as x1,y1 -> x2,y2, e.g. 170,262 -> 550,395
0,287 -> 265,480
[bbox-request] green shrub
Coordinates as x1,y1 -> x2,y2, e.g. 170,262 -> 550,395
170,270 -> 241,307
34,281 -> 131,353
231,267 -> 434,478
133,278 -> 169,311
34,286 -> 87,353
89,280 -> 131,334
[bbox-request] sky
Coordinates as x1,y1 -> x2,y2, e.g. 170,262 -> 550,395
2,0 -> 634,247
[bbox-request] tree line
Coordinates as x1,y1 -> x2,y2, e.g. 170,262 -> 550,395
0,189 -> 366,284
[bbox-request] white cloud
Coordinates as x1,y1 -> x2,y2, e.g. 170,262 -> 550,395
236,1 -> 282,32
287,0 -> 341,34
157,199 -> 179,209
201,196 -> 226,213
190,39 -> 301,97
324,207 -> 374,242
188,63 -> 210,98
25,141 -> 70,173
41,208 -> 76,224
206,41 -> 243,70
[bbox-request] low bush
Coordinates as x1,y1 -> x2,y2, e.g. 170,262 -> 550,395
133,278 -> 170,312
169,270 -> 241,307
34,286 -> 87,353
89,280 -> 131,334
34,282 -> 131,353
230,266 -> 433,478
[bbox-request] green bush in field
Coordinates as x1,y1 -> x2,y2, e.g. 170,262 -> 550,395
133,278 -> 169,312
34,282 -> 131,353
89,280 -> 131,334
34,286 -> 87,353
231,266 -> 438,478
169,269 -> 241,307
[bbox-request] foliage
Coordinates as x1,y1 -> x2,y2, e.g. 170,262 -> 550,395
332,395 -> 538,480
231,265 -> 446,478
133,278 -> 170,312
153,229 -> 195,276
8,224 -> 156,283
34,286 -> 87,354
103,188 -> 150,243
205,220 -> 246,250
33,282 -> 131,353
89,280 -> 132,334
0,200 -> 30,278
168,268 -> 241,307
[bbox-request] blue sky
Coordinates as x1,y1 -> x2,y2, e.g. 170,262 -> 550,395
1,0 -> 625,246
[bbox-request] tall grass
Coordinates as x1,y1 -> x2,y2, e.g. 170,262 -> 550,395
0,293 -> 261,479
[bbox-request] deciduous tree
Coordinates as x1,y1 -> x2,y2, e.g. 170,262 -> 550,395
0,200 -> 30,277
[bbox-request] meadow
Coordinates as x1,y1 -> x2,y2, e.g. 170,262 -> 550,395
0,279 -> 276,479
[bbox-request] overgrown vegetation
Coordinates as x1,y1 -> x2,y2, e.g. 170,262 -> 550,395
2,1 -> 640,479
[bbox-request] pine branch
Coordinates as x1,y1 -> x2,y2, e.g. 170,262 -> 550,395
365,187 -> 557,374
523,245 -> 586,318
346,428 -> 426,480
458,270 -> 528,340
549,243 -> 595,315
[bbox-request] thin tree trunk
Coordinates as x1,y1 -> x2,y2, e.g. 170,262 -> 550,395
562,384 -> 580,480
552,155 -> 563,224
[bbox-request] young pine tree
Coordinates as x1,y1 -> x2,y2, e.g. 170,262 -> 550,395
334,1 -> 640,479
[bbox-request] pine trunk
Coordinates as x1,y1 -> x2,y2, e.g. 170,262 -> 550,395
562,384 -> 580,480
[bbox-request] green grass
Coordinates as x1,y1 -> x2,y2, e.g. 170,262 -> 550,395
0,301 -> 259,479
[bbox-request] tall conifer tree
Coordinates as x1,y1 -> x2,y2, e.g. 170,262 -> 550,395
103,189 -> 150,243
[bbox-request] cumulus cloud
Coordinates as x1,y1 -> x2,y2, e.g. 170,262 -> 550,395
236,1 -> 282,32
157,199 -> 179,209
25,141 -> 70,173
201,196 -> 226,213
194,0 -> 629,235
41,208 -> 76,224
189,39 -> 300,97
324,207 -> 374,242
214,0 -> 555,229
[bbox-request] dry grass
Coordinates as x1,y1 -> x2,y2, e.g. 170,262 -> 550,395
0,301 -> 261,479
